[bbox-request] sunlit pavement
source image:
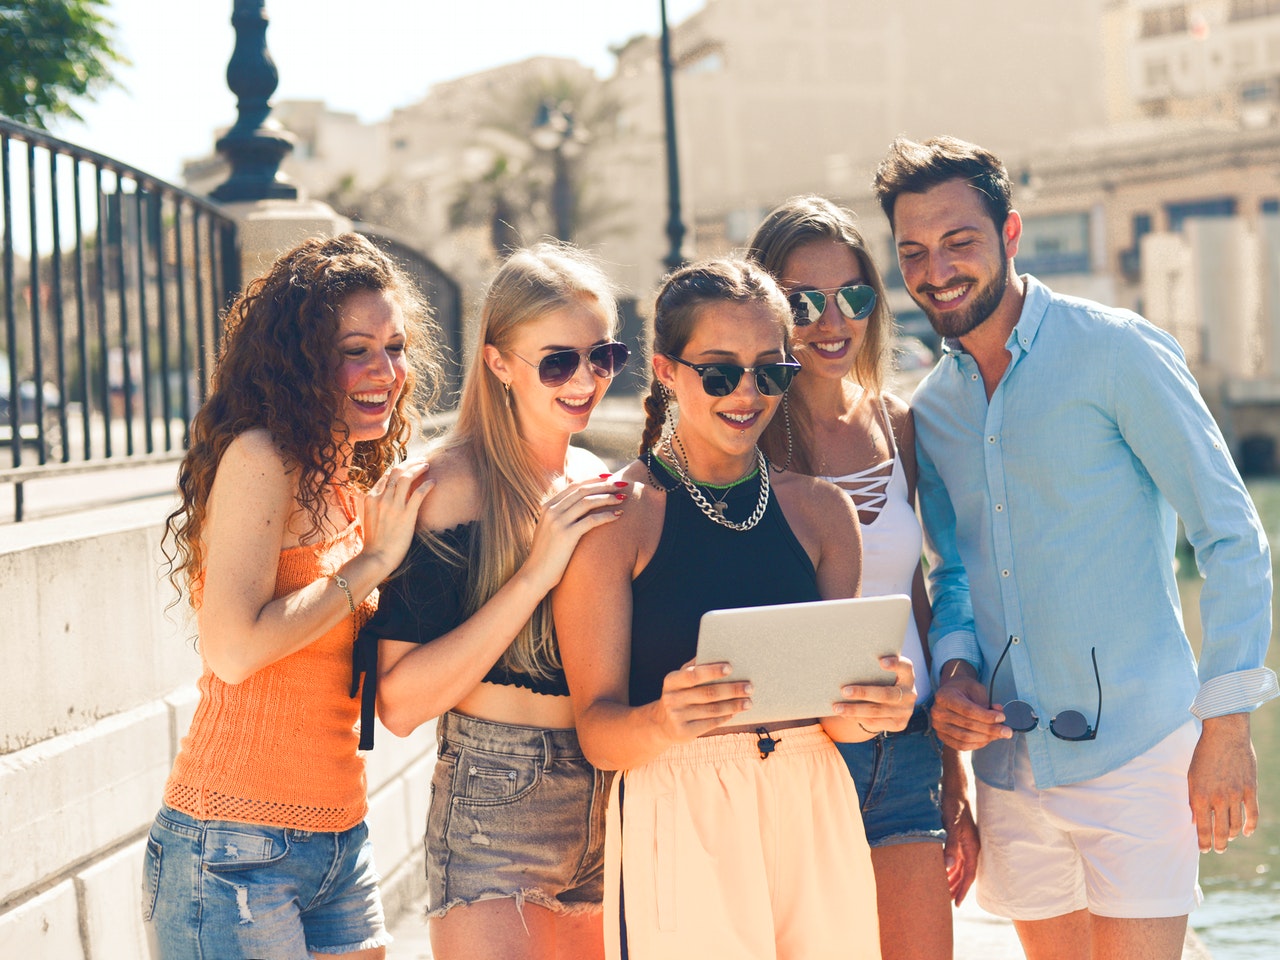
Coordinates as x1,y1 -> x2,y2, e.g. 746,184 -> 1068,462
385,895 -> 1213,959
380,894 -> 1029,959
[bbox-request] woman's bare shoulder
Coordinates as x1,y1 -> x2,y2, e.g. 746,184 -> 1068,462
576,458 -> 665,556
882,390 -> 911,422
214,428 -> 295,500
774,470 -> 859,529
416,443 -> 481,531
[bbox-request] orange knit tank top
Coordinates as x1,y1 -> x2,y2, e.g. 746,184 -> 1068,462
164,508 -> 375,832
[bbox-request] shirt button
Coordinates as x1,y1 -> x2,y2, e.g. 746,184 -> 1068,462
971,373 -> 979,381
1002,569 -> 1010,577
1011,636 -> 1020,644
988,436 -> 997,443
995,504 -> 1004,511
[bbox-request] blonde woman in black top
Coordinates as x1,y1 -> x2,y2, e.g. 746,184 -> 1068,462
364,244 -> 630,960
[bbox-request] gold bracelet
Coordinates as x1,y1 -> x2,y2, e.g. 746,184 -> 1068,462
333,573 -> 356,614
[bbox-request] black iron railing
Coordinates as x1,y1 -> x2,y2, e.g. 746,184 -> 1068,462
0,116 -> 239,521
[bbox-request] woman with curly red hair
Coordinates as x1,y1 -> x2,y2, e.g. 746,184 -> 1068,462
143,233 -> 442,960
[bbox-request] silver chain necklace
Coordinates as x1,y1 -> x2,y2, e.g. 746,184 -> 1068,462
660,435 -> 771,532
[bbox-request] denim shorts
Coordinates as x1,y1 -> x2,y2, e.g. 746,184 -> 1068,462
835,706 -> 947,847
142,804 -> 388,959
426,710 -> 609,918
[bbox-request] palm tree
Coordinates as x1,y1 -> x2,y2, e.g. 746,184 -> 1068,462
447,69 -> 622,252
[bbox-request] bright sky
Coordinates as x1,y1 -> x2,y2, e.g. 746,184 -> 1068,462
51,0 -> 707,183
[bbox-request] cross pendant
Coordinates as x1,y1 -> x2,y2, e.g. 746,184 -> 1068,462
713,501 -> 727,516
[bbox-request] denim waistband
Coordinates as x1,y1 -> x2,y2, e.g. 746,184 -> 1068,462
436,710 -> 585,761
882,705 -> 932,739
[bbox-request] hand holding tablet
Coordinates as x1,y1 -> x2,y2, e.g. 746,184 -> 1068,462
694,595 -> 912,726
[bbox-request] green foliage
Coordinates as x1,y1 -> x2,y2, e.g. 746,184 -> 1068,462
0,0 -> 127,128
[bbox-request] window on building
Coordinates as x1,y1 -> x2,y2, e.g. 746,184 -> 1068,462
1229,0 -> 1280,23
1121,212 -> 1153,277
1166,197 -> 1238,232
684,48 -> 725,75
724,208 -> 766,245
1134,212 -> 1154,244
883,251 -> 906,290
1141,4 -> 1188,38
1017,212 -> 1090,276
1262,197 -> 1280,214
1241,79 -> 1276,101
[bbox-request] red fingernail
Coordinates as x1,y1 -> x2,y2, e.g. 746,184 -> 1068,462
614,481 -> 628,487
615,493 -> 627,500
599,473 -> 612,479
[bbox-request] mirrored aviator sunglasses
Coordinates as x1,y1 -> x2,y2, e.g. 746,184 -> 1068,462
664,354 -> 801,397
788,285 -> 877,326
522,341 -> 630,387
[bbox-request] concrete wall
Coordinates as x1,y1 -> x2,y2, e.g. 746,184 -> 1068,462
0,501 -> 437,959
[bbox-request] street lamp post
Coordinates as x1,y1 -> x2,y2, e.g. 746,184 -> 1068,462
211,0 -> 296,202
531,100 -> 582,242
659,0 -> 686,273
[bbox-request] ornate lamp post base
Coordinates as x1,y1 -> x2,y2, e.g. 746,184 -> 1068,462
211,0 -> 297,203
211,125 -> 297,202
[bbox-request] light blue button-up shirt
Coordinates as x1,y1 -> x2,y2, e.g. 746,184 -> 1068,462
914,275 -> 1276,790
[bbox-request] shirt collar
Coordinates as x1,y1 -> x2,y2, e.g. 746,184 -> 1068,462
939,274 -> 1049,358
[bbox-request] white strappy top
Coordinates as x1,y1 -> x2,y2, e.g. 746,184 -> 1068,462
820,396 -> 931,701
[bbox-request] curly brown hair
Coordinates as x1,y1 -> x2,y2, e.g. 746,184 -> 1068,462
163,232 -> 442,603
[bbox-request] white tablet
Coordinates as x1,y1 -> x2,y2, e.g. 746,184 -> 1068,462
694,594 -> 911,726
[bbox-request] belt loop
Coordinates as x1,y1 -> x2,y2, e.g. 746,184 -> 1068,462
542,730 -> 554,769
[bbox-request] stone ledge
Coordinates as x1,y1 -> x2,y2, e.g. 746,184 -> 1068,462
0,702 -> 169,900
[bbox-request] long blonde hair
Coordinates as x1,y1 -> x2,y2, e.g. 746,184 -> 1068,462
427,242 -> 617,681
745,196 -> 895,475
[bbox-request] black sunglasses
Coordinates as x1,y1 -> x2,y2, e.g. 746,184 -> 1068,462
664,353 -> 801,397
987,636 -> 1101,742
787,285 -> 877,326
512,341 -> 630,387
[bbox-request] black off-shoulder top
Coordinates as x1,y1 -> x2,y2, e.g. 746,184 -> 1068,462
357,522 -> 571,700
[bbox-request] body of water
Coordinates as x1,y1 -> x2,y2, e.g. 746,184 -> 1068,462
1182,477 -> 1280,959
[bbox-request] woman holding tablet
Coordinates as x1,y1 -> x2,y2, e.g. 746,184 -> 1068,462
364,244 -> 629,960
747,196 -> 980,960
553,258 -> 916,959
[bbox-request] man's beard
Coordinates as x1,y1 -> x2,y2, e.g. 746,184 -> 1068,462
916,257 -> 1009,339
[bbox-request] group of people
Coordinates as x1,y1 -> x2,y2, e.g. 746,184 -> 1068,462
141,135 -> 1275,960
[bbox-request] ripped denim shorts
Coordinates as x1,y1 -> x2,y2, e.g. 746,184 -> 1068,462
426,710 -> 610,919
142,804 -> 386,959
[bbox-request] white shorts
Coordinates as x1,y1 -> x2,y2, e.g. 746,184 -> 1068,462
975,721 -> 1202,921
